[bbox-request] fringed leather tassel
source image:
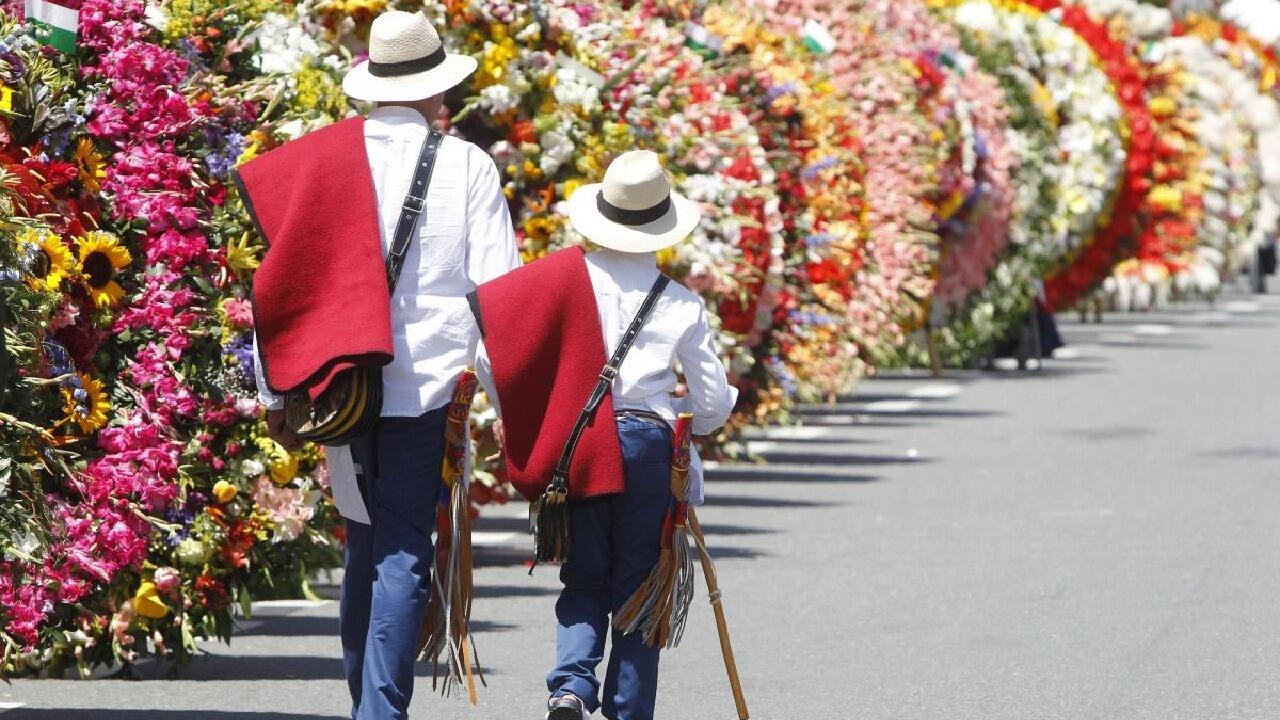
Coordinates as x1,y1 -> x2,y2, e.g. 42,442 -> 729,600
530,474 -> 571,566
418,370 -> 483,704
613,413 -> 697,648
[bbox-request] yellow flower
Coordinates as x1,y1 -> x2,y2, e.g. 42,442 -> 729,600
226,232 -> 263,276
132,581 -> 170,619
77,231 -> 132,309
74,138 -> 107,194
16,227 -> 75,293
562,178 -> 584,200
60,373 -> 109,435
212,480 -> 238,504
257,436 -> 299,487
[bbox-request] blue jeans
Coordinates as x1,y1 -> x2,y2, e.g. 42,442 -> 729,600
341,407 -> 446,720
548,416 -> 674,720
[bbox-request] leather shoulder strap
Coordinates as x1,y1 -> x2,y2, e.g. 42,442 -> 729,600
551,273 -> 672,483
386,129 -> 444,291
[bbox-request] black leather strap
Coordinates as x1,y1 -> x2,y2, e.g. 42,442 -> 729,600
550,274 -> 671,487
386,130 -> 444,292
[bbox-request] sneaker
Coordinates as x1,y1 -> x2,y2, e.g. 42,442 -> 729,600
546,693 -> 587,720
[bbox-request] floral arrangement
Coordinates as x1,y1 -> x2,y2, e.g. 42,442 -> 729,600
1175,14 -> 1280,275
1025,0 -> 1155,310
938,0 -> 1131,313
0,1 -> 348,675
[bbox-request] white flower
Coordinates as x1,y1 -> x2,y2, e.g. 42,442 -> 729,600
241,459 -> 266,477
552,69 -> 600,112
143,3 -> 168,32
479,84 -> 519,115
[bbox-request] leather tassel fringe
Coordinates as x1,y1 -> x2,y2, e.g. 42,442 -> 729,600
418,370 -> 483,704
613,413 -> 696,648
530,477 -> 571,567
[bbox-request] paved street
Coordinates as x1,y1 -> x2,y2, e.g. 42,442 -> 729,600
4,289 -> 1280,719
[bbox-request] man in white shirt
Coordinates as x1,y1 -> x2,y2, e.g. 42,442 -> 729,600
251,12 -> 520,720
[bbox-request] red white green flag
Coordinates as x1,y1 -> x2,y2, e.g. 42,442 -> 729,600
25,0 -> 78,54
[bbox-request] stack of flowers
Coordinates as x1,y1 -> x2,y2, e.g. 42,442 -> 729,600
1024,0 -> 1155,310
939,0 -> 1129,314
1074,0 -> 1206,309
0,0 -> 347,675
693,4 -> 869,402
840,0 -> 1023,367
734,0 -> 945,373
1175,14 -> 1280,277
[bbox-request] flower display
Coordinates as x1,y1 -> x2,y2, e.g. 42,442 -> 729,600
0,2 -> 344,675
3,0 -> 1278,671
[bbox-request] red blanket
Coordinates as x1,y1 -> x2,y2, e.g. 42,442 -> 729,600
234,117 -> 392,400
472,247 -> 624,500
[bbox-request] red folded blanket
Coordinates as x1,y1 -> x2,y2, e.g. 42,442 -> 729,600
234,117 -> 392,400
471,246 -> 625,500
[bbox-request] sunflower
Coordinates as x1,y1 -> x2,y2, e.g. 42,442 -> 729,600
77,231 -> 132,309
61,373 -> 109,434
74,137 -> 106,194
16,227 -> 76,293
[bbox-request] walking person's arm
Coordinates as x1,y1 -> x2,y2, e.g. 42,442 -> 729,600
676,303 -> 738,436
253,331 -> 301,450
465,151 -> 522,285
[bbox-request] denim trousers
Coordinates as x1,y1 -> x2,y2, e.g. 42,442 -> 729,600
548,415 -> 674,720
341,407 -> 447,720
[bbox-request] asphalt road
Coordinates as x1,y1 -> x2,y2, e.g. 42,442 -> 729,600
5,288 -> 1280,719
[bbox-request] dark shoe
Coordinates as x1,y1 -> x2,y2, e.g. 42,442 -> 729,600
546,693 -> 587,720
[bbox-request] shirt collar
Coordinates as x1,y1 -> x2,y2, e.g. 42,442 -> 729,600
366,105 -> 429,133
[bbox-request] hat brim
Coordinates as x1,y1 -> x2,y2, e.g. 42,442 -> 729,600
342,54 -> 478,103
566,184 -> 701,254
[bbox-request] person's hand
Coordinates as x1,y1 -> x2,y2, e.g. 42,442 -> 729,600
492,418 -> 506,449
266,408 -> 302,451
486,418 -> 506,463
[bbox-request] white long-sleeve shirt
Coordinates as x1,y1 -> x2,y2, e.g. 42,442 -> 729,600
476,248 -> 738,503
254,105 -> 522,416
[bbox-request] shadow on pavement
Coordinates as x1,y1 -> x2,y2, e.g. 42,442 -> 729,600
701,494 -> 827,509
233,615 -> 514,638
161,654 -> 497,682
5,707 -> 345,712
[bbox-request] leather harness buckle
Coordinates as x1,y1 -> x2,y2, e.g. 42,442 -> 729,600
403,195 -> 424,213
599,366 -> 619,382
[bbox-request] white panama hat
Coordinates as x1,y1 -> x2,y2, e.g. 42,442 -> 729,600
566,150 -> 701,254
342,11 -> 478,103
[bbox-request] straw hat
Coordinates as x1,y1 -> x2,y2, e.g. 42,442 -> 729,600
342,11 -> 477,103
566,150 -> 701,253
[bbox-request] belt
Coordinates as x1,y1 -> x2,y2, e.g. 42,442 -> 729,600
614,409 -> 668,427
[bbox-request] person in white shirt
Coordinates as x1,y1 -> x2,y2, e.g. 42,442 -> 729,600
251,12 -> 520,720
474,150 -> 737,720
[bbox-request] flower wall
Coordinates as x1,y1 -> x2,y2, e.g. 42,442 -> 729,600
2,0 -> 1278,672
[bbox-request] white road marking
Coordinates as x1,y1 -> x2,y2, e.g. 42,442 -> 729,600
862,399 -> 922,413
1192,311 -> 1229,324
1224,300 -> 1261,314
1052,346 -> 1083,360
755,425 -> 842,440
1132,323 -> 1174,336
907,384 -> 963,399
471,531 -> 518,546
1099,333 -> 1136,345
1040,508 -> 1115,519
0,703 -> 26,711
252,599 -> 331,609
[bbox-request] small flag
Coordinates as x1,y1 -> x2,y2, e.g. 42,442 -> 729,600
25,0 -> 78,55
802,19 -> 836,55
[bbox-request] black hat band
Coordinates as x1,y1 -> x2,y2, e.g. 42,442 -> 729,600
596,192 -> 672,226
367,45 -> 448,77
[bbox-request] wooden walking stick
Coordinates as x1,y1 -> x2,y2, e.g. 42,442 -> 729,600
688,508 -> 750,720
615,413 -> 750,719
